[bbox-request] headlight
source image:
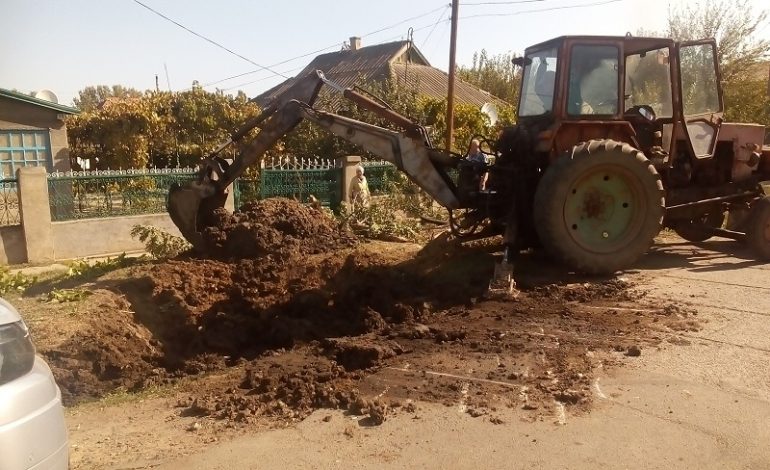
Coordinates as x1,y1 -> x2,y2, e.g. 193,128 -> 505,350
0,321 -> 35,386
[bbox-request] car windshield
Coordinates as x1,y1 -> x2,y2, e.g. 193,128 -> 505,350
518,47 -> 558,117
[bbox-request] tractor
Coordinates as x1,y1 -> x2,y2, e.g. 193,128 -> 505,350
168,35 -> 770,276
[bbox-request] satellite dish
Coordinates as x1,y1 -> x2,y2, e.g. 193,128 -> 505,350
480,102 -> 499,126
32,89 -> 58,104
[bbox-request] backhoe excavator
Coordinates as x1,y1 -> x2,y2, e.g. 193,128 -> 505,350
168,35 -> 770,282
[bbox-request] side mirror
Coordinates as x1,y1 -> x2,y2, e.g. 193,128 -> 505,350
512,56 -> 532,68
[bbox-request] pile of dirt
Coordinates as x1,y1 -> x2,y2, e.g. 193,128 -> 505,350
201,198 -> 355,259
40,199 -> 696,424
44,295 -> 166,403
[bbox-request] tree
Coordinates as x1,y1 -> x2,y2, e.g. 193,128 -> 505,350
664,0 -> 770,127
457,49 -> 522,109
67,85 -> 261,169
72,85 -> 143,111
667,0 -> 769,83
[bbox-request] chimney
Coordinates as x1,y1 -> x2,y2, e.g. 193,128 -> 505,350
350,36 -> 361,51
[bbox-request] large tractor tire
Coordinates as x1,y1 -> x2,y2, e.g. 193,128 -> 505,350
672,211 -> 725,242
746,196 -> 770,260
533,139 -> 665,274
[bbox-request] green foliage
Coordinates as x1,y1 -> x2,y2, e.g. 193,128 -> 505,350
130,224 -> 192,259
280,78 -> 516,158
663,0 -> 770,125
338,198 -> 420,241
458,49 -> 522,108
280,79 -> 422,159
724,76 -> 770,126
45,288 -> 93,303
0,267 -> 36,296
73,85 -> 143,112
667,0 -> 769,84
67,85 -> 261,169
380,171 -> 447,220
416,97 -> 514,153
66,253 -> 142,280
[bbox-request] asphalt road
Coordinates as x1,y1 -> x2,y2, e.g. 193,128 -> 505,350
153,237 -> 770,470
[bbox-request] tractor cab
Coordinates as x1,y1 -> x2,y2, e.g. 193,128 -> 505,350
516,36 -> 725,168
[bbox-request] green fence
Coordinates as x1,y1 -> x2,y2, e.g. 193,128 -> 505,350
235,157 -> 345,210
0,178 -> 20,226
362,160 -> 396,195
47,169 -> 197,221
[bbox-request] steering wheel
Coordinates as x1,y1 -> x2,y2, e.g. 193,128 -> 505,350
624,104 -> 656,122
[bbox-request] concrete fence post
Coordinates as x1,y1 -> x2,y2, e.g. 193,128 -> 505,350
225,183 -> 236,212
17,167 -> 54,264
336,155 -> 362,204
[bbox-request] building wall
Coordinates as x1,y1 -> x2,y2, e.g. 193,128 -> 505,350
51,213 -> 182,260
0,225 -> 26,265
0,96 -> 72,172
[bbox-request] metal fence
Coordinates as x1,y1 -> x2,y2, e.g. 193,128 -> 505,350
43,158 -> 400,223
0,178 -> 20,226
235,157 -> 344,210
47,168 -> 197,221
361,159 -> 396,194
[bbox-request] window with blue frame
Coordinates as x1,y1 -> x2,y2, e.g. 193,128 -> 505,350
0,130 -> 53,177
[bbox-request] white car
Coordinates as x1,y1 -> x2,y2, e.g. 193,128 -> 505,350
0,298 -> 68,469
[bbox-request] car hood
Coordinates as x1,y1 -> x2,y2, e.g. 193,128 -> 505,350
0,298 -> 22,325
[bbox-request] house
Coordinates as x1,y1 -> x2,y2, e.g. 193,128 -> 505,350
0,88 -> 79,178
254,37 -> 507,116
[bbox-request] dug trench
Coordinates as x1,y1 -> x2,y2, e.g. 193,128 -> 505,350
42,198 -> 700,426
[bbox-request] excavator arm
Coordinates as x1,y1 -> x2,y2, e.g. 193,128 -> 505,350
168,70 -> 461,249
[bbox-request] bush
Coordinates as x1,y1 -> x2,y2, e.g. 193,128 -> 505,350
0,267 -> 36,296
130,224 -> 192,259
66,253 -> 141,279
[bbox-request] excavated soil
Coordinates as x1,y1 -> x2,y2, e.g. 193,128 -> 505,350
42,198 -> 699,425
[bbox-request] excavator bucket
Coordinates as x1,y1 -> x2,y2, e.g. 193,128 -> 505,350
167,71 -> 326,249
168,183 -> 227,251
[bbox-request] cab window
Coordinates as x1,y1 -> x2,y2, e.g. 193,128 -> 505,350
567,45 -> 619,116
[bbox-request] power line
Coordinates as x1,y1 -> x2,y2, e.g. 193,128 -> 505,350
422,5 -> 452,48
131,0 -> 289,79
201,3 -> 449,88
203,42 -> 344,87
460,0 -> 626,19
360,4 -> 450,38
463,0 -> 545,4
212,0 -> 625,95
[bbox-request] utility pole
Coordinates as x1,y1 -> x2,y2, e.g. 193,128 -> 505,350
445,0 -> 459,152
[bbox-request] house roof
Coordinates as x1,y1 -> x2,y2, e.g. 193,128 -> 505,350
391,63 -> 508,108
253,40 -> 504,110
255,41 -> 417,106
0,88 -> 79,114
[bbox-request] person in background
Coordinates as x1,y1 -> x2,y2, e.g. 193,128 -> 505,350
349,165 -> 370,207
466,139 -> 489,191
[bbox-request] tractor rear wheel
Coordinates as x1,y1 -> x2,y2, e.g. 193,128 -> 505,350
672,211 -> 725,242
746,196 -> 770,260
533,139 -> 664,274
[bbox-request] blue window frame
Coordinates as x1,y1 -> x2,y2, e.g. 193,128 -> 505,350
0,130 -> 53,177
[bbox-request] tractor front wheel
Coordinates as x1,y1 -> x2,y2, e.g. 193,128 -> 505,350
746,196 -> 770,260
533,139 -> 664,274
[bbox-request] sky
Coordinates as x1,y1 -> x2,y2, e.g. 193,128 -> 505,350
1,0 -> 768,107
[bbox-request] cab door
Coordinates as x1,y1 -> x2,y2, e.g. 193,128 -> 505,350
677,40 -> 723,159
